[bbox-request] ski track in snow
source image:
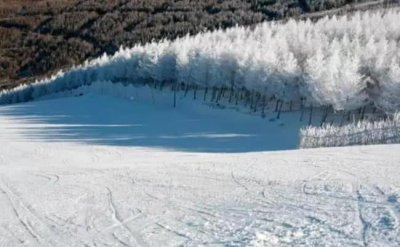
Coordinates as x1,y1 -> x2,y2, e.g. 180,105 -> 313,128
0,95 -> 399,246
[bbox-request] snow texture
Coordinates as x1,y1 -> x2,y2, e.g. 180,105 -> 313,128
1,8 -> 400,113
0,94 -> 400,246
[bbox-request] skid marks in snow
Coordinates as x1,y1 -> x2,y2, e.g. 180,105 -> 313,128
355,185 -> 400,246
230,172 -> 277,208
35,173 -> 59,184
233,175 -> 359,246
0,159 -> 399,246
296,171 -> 400,246
105,187 -> 148,247
0,178 -> 86,247
141,190 -> 217,244
231,171 -> 250,192
229,159 -> 280,208
302,175 -> 354,203
66,171 -> 149,246
0,225 -> 25,246
0,185 -> 42,245
198,168 -> 355,245
63,169 -> 196,246
190,166 -> 356,245
136,169 -> 274,245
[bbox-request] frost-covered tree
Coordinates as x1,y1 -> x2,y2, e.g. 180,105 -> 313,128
152,41 -> 176,85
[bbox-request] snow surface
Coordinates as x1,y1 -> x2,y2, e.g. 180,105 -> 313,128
3,82 -> 320,152
0,94 -> 400,246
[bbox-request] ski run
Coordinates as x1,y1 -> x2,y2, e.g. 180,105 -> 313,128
0,94 -> 399,246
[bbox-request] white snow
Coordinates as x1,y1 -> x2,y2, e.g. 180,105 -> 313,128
0,93 -> 399,246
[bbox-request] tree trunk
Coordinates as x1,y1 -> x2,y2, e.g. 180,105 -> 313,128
274,99 -> 281,112
277,101 -> 283,119
244,91 -> 249,107
211,87 -> 217,102
235,91 -> 239,105
250,91 -> 255,110
262,95 -> 266,117
173,82 -> 177,108
339,112 -> 346,127
160,80 -> 166,91
216,87 -> 224,103
300,108 -> 305,122
299,98 -> 305,121
229,87 -> 234,103
320,107 -> 329,126
203,87 -> 208,101
360,106 -> 366,120
254,93 -> 260,112
184,84 -> 190,97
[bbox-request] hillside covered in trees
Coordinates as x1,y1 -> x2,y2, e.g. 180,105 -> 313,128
2,8 -> 399,119
0,0 -> 390,89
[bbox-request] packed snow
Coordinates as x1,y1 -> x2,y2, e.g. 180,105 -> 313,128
0,93 -> 399,246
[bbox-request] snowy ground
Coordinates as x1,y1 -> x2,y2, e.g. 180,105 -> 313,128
0,94 -> 399,246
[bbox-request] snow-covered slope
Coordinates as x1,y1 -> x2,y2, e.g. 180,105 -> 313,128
0,92 -> 308,152
0,94 -> 399,246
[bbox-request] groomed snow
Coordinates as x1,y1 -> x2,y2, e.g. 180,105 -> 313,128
0,94 -> 399,246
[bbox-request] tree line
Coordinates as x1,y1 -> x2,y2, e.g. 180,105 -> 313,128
1,8 -> 399,117
0,0 -> 379,89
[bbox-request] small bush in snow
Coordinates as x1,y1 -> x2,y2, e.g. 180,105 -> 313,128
299,113 -> 400,148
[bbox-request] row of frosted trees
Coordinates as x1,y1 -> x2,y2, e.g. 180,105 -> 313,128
1,8 -> 399,114
300,113 -> 400,148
